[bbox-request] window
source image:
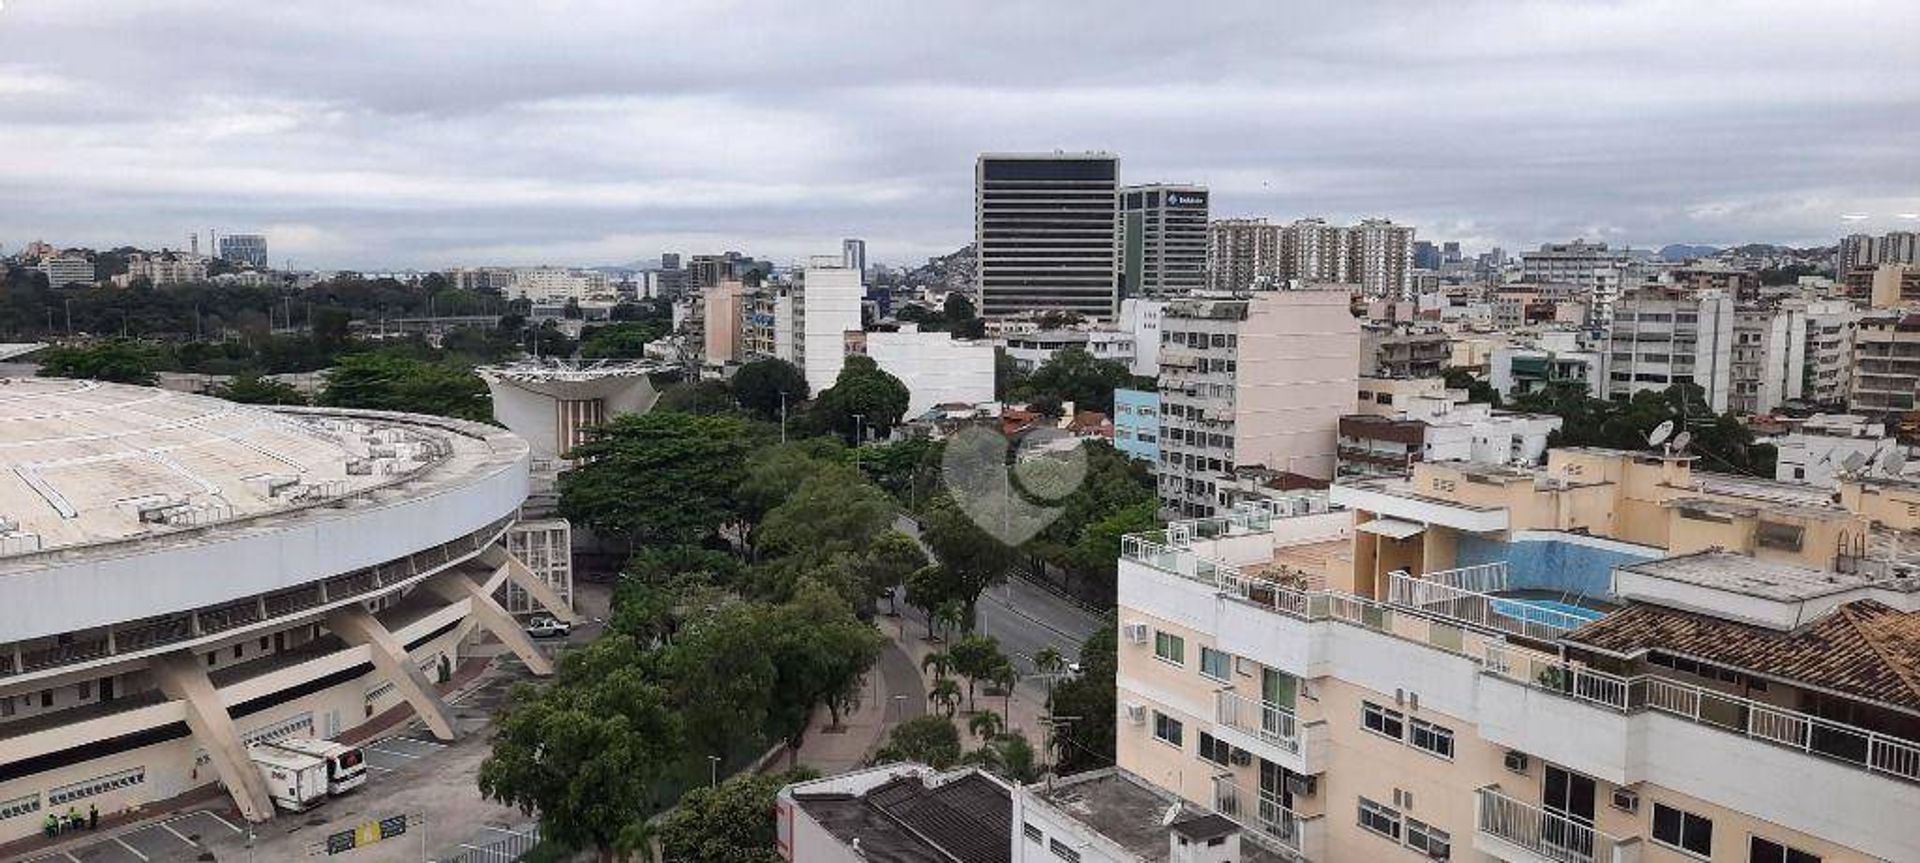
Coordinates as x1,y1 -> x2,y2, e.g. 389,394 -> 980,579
1653,802 -> 1713,858
1409,718 -> 1455,759
1153,711 -> 1184,747
1023,823 -> 1043,843
1049,838 -> 1082,862
1199,646 -> 1230,681
1748,837 -> 1820,863
1153,631 -> 1185,666
1197,732 -> 1232,765
1406,818 -> 1452,859
1362,701 -> 1405,740
1358,797 -> 1402,841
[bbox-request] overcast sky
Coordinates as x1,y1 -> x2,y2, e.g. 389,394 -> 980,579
1,1 -> 1915,270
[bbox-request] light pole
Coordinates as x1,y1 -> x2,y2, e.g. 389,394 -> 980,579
779,390 -> 789,443
852,413 -> 865,468
708,754 -> 722,788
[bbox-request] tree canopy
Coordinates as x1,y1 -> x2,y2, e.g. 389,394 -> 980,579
1008,346 -> 1142,415
558,412 -> 751,546
731,358 -> 809,421
813,354 -> 911,439
316,351 -> 492,421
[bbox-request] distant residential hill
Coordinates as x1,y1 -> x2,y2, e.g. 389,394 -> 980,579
897,244 -> 975,292
1658,243 -> 1721,262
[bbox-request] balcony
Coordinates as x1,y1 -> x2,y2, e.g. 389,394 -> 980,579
1474,787 -> 1638,863
1211,777 -> 1325,861
1212,690 -> 1328,775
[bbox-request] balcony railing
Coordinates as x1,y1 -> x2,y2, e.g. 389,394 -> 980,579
1389,572 -> 1594,642
1215,690 -> 1300,753
1212,778 -> 1311,856
1484,642 -> 1920,783
1476,786 -> 1623,863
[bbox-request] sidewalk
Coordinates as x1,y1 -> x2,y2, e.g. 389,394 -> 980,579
785,615 -> 927,775
890,615 -> 1053,759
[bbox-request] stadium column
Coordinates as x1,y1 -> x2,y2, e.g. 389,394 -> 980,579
323,604 -> 459,742
424,569 -> 556,677
149,651 -> 277,822
476,544 -> 578,623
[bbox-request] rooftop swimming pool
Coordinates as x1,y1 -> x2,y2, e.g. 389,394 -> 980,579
1490,597 -> 1607,628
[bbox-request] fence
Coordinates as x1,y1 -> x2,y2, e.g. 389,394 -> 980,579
441,825 -> 542,863
1476,787 -> 1617,863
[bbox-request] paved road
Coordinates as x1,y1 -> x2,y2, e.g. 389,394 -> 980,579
891,515 -> 1104,702
874,637 -> 927,724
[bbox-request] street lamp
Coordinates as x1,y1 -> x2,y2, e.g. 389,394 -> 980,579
708,754 -> 722,787
779,390 -> 789,443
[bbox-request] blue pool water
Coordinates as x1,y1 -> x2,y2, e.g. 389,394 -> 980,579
1491,598 -> 1605,627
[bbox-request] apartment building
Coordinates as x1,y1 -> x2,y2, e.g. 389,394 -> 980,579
1115,447 -> 1920,863
1597,287 -> 1735,411
1520,241 -> 1631,324
1351,218 -> 1416,299
1156,290 -> 1359,517
1001,328 -> 1136,373
849,325 -> 995,417
976,152 -> 1121,319
743,260 -> 864,396
1672,265 -> 1761,302
1729,305 -> 1805,415
1360,325 -> 1451,378
1338,382 -> 1561,478
1283,218 -> 1352,285
1784,298 -> 1856,407
1774,414 -> 1899,488
701,278 -> 745,365
121,253 -> 208,287
445,266 -> 516,294
1122,184 -> 1208,297
1113,387 -> 1162,463
37,255 -> 94,288
1851,310 -> 1920,413
217,233 -> 268,268
510,267 -> 614,304
1208,218 -> 1282,292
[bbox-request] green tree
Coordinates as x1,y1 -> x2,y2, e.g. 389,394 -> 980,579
966,731 -> 1039,783
873,714 -> 961,768
736,438 -> 848,525
967,710 -> 1004,741
928,677 -> 962,718
920,495 -> 1019,630
655,769 -> 816,863
1014,347 -> 1136,414
765,580 -> 884,756
904,564 -> 956,641
211,374 -> 308,405
34,340 -> 162,385
558,412 -> 750,547
478,640 -> 684,863
948,633 -> 1005,713
1047,622 -> 1116,774
921,650 -> 954,681
812,354 -> 911,439
579,321 -> 667,359
317,351 -> 491,421
655,378 -> 737,416
1034,646 -> 1066,706
754,466 -> 897,568
731,358 -> 808,421
1442,366 -> 1502,406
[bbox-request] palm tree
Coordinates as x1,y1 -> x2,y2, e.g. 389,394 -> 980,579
968,710 -> 1004,742
1033,646 -> 1065,707
922,650 -> 955,682
929,678 -> 963,718
934,601 -> 966,643
616,818 -> 659,863
991,661 -> 1019,724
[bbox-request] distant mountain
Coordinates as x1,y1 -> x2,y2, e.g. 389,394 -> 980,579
1658,243 -> 1721,262
894,244 -> 974,293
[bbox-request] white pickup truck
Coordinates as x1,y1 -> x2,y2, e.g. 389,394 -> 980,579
525,615 -> 571,639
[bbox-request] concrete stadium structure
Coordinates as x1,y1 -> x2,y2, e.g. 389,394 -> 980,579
0,378 -> 571,844
478,359 -> 667,465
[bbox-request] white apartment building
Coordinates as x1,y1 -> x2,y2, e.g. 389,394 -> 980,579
1597,287 -> 1735,411
1157,289 -> 1359,517
121,254 -> 208,287
855,325 -> 995,417
1729,305 -> 1806,416
743,259 -> 864,396
1339,381 -> 1562,478
1283,218 -> 1352,285
1120,297 -> 1165,377
38,255 -> 94,288
1207,218 -> 1282,292
445,266 -> 517,294
1783,298 -> 1856,407
1351,218 -> 1415,299
509,267 -> 614,304
1520,241 -> 1631,324
1001,328 -> 1136,373
1773,414 -> 1903,487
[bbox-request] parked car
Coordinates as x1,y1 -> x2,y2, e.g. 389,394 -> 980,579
525,615 -> 571,638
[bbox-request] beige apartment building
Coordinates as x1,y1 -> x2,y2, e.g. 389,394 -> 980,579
1115,447 -> 1920,863
1156,290 -> 1360,517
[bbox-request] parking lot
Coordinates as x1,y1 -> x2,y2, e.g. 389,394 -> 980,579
21,808 -> 244,863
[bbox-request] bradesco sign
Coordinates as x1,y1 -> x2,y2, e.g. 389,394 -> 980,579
1166,192 -> 1208,207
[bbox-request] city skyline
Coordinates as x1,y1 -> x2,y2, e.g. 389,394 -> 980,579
0,1 -> 1915,270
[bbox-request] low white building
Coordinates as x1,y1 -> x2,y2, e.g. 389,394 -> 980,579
1001,328 -> 1135,373
38,255 -> 94,288
510,267 -> 614,304
855,325 -> 995,417
1119,298 -> 1164,377
1773,414 -> 1909,488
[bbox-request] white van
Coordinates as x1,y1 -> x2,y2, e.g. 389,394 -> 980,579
268,737 -> 368,796
248,744 -> 329,812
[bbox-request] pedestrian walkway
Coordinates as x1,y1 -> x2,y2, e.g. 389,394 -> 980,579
786,615 -> 926,774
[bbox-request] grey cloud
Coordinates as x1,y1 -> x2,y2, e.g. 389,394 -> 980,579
0,0 -> 1914,268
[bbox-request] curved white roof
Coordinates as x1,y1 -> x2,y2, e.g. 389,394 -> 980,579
0,377 -> 472,556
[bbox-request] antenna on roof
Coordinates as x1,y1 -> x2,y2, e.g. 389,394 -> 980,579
1841,450 -> 1870,477
1647,419 -> 1675,448
1670,430 -> 1692,456
1884,448 -> 1908,476
1160,802 -> 1183,827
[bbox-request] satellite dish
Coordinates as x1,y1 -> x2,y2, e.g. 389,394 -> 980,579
1160,802 -> 1184,827
1670,431 -> 1692,454
1885,449 -> 1908,475
1647,420 -> 1676,448
1841,451 -> 1869,474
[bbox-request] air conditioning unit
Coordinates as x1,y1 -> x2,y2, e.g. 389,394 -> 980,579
1285,773 -> 1317,797
1124,702 -> 1147,725
1503,750 -> 1530,774
1123,623 -> 1150,644
1229,748 -> 1253,767
1610,788 -> 1640,814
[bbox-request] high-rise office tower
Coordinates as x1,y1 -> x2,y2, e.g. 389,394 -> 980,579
842,238 -> 867,278
661,252 -> 682,271
975,152 -> 1120,319
218,233 -> 268,269
1413,240 -> 1441,271
1121,184 -> 1207,298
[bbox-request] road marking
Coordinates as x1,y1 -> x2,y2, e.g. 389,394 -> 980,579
365,764 -> 396,773
480,824 -> 533,836
201,810 -> 244,834
159,821 -> 198,846
365,746 -> 423,759
460,843 -> 491,851
113,835 -> 150,861
63,852 -> 81,863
